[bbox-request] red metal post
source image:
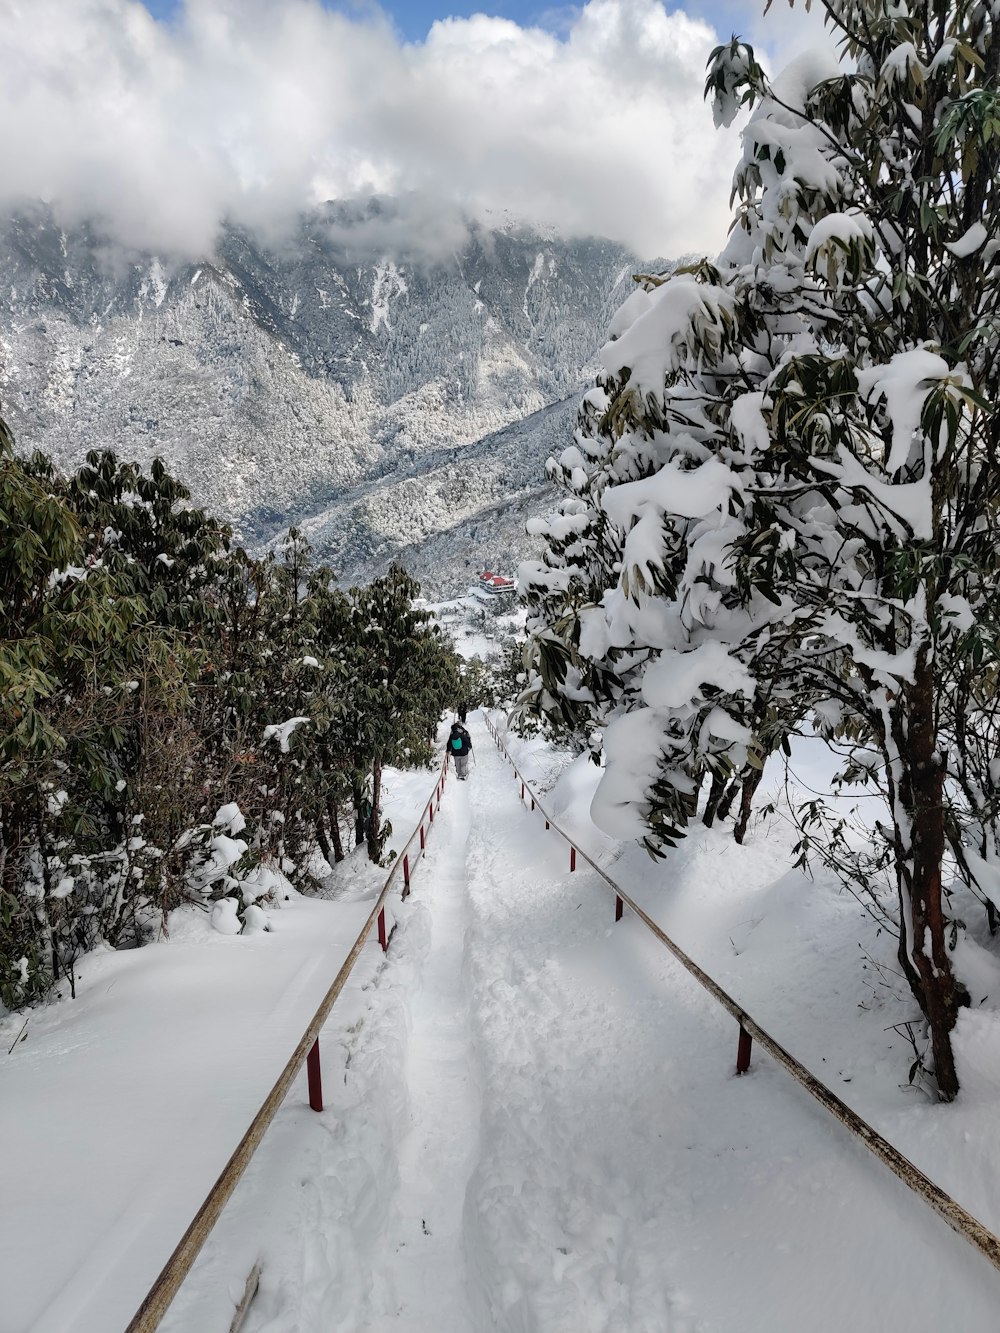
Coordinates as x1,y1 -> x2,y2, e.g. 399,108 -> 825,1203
545,819 -> 550,830
736,1024 -> 753,1075
531,797 -> 535,812
429,798 -> 435,823
521,782 -> 525,802
420,823 -> 425,850
615,895 -> 624,922
378,906 -> 388,952
570,847 -> 577,872
402,853 -> 411,899
307,1038 -> 323,1112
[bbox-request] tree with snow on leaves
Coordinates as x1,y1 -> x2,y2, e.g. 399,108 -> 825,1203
521,0 -> 1000,1100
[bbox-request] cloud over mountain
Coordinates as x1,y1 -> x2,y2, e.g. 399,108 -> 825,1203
0,0 -> 742,258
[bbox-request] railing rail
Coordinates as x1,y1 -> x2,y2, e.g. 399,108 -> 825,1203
126,754 -> 450,1333
485,714 -> 1000,1277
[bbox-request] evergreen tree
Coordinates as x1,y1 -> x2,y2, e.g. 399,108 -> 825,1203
0,437 -> 195,1001
522,0 -> 1000,1098
339,567 -> 459,863
1,411 -> 462,1004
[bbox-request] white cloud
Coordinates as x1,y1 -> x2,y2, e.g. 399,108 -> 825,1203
0,0 -> 797,259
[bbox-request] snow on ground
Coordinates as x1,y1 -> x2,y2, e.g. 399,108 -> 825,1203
0,764 -> 442,1333
175,715 -> 1000,1329
428,594 -> 524,666
486,721 -> 1000,1330
8,715 -> 1000,1331
1,891 -> 374,1333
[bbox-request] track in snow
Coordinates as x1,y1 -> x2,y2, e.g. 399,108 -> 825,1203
186,721 -> 1000,1333
354,728 -> 1000,1332
360,777 -> 483,1329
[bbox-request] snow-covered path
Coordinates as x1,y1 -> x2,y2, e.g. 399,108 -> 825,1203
460,735 -> 701,1331
360,781 -> 482,1329
13,720 -> 1000,1331
292,720 -> 1000,1332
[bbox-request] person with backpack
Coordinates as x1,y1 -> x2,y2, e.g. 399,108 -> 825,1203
448,720 -> 473,779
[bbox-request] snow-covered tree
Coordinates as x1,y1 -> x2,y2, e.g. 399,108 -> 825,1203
1,415 -> 462,1006
336,567 -> 460,863
521,0 -> 1000,1098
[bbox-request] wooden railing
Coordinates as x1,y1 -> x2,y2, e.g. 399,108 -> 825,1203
126,755 -> 450,1333
485,713 -> 1000,1277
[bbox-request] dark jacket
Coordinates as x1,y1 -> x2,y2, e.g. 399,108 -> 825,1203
448,724 -> 472,757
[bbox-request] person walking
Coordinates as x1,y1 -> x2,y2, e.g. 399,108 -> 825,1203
448,720 -> 473,780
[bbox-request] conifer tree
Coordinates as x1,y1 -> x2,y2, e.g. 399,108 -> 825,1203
340,567 -> 459,862
522,0 -> 1000,1098
1,435 -> 196,999
1,411 -> 463,1002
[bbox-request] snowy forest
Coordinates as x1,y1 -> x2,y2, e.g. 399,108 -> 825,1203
0,422 -> 462,1010
0,209 -> 638,595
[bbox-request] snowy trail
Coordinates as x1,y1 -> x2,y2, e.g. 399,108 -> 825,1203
204,720 -> 1000,1332
460,731 -> 703,1331
359,777 -> 482,1329
447,726 -> 1000,1330
105,721 -> 1000,1332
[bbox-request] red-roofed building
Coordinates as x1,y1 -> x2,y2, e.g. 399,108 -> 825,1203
476,569 -> 516,597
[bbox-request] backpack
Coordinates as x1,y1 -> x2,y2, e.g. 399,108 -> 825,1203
451,735 -> 463,751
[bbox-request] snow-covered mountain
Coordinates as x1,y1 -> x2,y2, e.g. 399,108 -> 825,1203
0,201 -> 644,593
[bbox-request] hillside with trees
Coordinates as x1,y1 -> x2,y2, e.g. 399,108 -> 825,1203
0,206 -> 643,593
0,415 -> 460,1011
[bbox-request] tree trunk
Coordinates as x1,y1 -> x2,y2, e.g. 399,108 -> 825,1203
327,798 -> 345,863
366,757 -> 383,864
352,783 -> 366,847
894,659 -> 968,1101
733,766 -> 765,845
716,775 -> 741,823
702,769 -> 727,828
315,818 -> 334,868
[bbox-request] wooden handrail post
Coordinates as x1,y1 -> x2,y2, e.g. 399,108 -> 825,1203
378,907 -> 388,952
570,846 -> 576,872
615,895 -> 624,922
420,823 -> 425,850
736,1024 -> 752,1075
307,1039 -> 323,1112
402,853 -> 411,899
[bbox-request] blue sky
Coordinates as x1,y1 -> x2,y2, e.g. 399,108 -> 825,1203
138,2 -> 578,39
138,0 -> 746,43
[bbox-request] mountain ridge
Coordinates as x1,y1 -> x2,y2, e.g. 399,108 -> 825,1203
0,202 -> 647,593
